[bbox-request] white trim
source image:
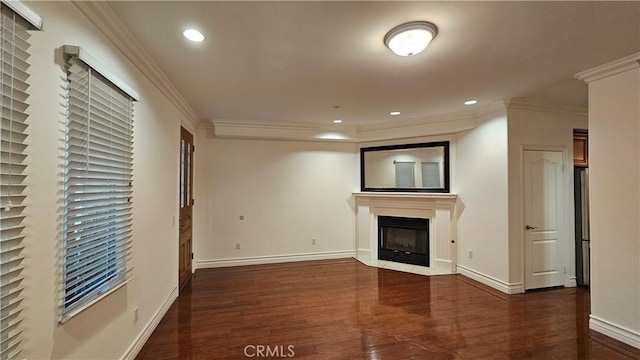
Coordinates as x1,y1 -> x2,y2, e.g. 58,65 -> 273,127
358,101 -> 504,134
590,315 -> 640,349
121,287 -> 178,360
211,119 -> 358,142
356,249 -> 373,266
507,97 -> 587,116
352,192 -> 457,200
60,276 -> 134,324
71,1 -> 201,129
457,265 -> 524,294
211,101 -> 508,143
195,251 -> 356,269
575,52 -> 640,83
1,0 -> 43,30
64,45 -> 140,101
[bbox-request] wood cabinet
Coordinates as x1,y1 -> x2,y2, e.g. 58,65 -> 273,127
573,130 -> 588,167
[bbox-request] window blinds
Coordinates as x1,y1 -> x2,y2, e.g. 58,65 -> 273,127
0,3 -> 35,359
394,161 -> 415,188
62,54 -> 135,321
421,162 -> 441,188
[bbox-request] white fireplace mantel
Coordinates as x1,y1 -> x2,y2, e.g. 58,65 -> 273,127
353,192 -> 458,275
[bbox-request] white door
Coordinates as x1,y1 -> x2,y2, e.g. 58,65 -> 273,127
524,150 -> 565,290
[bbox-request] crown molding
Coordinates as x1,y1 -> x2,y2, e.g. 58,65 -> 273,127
197,119 -> 215,138
356,101 -> 507,142
507,97 -> 588,116
210,102 -> 510,143
358,101 -> 505,133
575,52 -> 640,83
212,119 -> 359,142
72,0 -> 201,130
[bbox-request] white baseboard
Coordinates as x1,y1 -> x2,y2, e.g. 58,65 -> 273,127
434,259 -> 454,274
195,250 -> 356,269
457,265 -> 524,294
121,287 -> 178,360
590,315 -> 640,349
356,248 -> 372,263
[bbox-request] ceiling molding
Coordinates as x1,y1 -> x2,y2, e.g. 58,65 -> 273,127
72,0 -> 201,130
357,101 -> 505,133
575,52 -> 640,83
507,98 -> 588,116
211,102 -> 511,143
197,119 -> 215,138
355,117 -> 476,143
212,119 -> 359,142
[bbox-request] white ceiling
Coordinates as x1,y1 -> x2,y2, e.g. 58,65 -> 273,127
107,1 -> 639,126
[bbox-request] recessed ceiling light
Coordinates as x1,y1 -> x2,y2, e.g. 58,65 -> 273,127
390,111 -> 401,116
333,119 -> 343,124
464,99 -> 478,106
183,29 -> 205,42
384,21 -> 438,57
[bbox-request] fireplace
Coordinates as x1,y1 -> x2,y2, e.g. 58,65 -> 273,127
378,216 -> 429,267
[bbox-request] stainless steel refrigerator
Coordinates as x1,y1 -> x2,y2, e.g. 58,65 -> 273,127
574,167 -> 590,287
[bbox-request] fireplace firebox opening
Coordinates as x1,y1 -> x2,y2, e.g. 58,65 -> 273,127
378,216 -> 429,267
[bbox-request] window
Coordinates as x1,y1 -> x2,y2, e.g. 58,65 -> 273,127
421,161 -> 441,188
394,161 -> 415,188
62,46 -> 138,321
1,1 -> 41,358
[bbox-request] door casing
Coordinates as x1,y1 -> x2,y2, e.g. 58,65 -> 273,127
179,127 -> 194,291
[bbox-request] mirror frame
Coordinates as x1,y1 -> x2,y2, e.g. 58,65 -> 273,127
360,141 -> 450,193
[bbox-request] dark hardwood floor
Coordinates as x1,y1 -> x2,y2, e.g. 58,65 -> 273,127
136,259 -> 640,360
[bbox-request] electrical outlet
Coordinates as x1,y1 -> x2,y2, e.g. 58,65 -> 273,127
133,307 -> 138,323
312,238 -> 317,245
235,243 -> 240,250
468,250 -> 473,259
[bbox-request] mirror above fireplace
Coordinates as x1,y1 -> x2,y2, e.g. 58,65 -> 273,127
360,141 -> 450,193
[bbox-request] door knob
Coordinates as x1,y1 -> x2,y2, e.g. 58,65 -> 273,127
525,225 -> 538,230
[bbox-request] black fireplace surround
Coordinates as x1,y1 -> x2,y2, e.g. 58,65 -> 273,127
378,216 -> 429,267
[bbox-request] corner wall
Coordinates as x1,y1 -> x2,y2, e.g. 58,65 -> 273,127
454,109 -> 512,291
23,2 -> 186,358
585,63 -> 640,348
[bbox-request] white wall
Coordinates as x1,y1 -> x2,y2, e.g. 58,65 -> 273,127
23,2 -> 185,358
587,65 -> 640,347
455,110 -> 511,289
193,134 -> 358,266
507,107 -> 587,287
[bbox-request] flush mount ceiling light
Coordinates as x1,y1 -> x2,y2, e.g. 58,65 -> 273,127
183,29 -> 205,42
384,21 -> 438,56
390,111 -> 401,116
464,99 -> 478,105
333,119 -> 343,124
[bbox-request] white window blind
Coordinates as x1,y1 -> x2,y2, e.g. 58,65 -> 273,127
394,161 -> 415,188
62,49 -> 136,321
1,1 -> 41,358
421,161 -> 441,188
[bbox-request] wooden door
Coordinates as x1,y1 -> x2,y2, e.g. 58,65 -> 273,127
179,127 -> 194,290
523,149 -> 566,290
